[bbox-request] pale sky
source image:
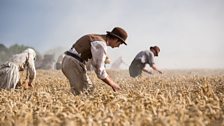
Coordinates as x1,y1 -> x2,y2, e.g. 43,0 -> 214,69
0,0 -> 224,69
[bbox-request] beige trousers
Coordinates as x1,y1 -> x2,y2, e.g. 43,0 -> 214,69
61,55 -> 94,95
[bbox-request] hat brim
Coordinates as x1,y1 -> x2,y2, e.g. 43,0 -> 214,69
107,31 -> 127,45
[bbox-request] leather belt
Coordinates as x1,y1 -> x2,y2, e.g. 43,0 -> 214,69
65,51 -> 84,63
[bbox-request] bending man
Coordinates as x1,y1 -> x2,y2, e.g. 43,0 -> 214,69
62,27 -> 128,95
129,46 -> 162,78
0,48 -> 36,89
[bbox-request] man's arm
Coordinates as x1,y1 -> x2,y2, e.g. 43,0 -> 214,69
142,68 -> 152,74
151,64 -> 162,74
101,76 -> 121,92
90,41 -> 121,92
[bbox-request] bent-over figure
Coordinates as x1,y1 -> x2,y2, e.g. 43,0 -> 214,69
129,46 -> 162,78
0,48 -> 36,89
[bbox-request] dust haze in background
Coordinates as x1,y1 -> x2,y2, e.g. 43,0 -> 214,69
0,0 -> 224,69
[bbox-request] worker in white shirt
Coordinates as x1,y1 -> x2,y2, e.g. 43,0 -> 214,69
62,27 -> 128,95
0,48 -> 36,89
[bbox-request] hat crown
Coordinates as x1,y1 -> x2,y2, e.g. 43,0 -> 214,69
150,46 -> 160,56
153,46 -> 160,52
107,27 -> 128,45
111,27 -> 128,41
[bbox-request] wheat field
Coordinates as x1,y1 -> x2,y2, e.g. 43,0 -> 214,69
0,69 -> 223,126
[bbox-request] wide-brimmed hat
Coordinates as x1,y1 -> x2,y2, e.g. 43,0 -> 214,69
150,46 -> 160,56
106,27 -> 128,45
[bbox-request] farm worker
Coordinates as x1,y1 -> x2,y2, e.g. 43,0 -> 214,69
129,46 -> 162,78
0,48 -> 36,89
62,27 -> 128,95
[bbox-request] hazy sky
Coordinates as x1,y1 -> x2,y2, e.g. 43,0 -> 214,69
0,0 -> 224,69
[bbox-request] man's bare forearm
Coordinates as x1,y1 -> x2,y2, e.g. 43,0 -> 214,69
101,76 -> 121,91
142,68 -> 152,74
152,64 -> 162,74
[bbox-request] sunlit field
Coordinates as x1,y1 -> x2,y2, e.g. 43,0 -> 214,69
0,69 -> 223,126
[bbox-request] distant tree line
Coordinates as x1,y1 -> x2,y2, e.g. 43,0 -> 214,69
0,43 -> 32,64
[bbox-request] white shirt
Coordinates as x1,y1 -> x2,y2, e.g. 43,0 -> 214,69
90,41 -> 108,79
134,50 -> 155,66
9,48 -> 36,83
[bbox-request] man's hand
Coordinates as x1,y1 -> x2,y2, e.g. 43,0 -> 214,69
21,80 -> 29,89
28,82 -> 33,88
102,77 -> 121,92
158,71 -> 163,74
111,82 -> 121,92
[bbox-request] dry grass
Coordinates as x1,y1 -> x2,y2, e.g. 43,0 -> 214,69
0,69 -> 223,126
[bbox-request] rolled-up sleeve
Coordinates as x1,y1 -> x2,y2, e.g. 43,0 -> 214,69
91,41 -> 108,79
